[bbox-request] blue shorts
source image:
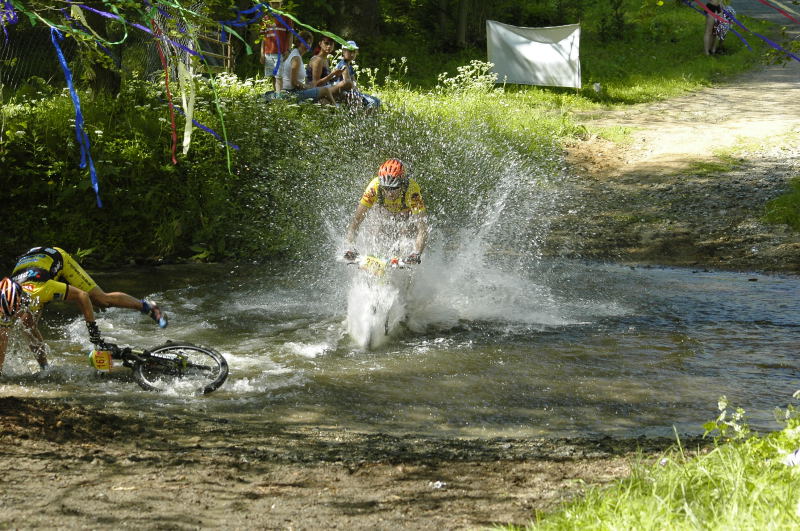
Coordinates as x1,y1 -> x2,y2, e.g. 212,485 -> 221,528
286,87 -> 321,102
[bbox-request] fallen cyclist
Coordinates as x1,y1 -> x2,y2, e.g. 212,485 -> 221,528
0,246 -> 167,374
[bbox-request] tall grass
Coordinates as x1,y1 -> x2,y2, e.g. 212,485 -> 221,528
497,396 -> 800,530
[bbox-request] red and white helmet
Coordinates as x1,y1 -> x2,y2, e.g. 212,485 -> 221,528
0,277 -> 23,318
378,158 -> 407,189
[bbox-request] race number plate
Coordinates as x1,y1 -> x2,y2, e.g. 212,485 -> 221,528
89,350 -> 113,371
361,255 -> 387,277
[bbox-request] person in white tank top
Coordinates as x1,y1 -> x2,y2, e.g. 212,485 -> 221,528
279,30 -> 337,104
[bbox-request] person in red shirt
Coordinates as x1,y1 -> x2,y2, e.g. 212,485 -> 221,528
259,0 -> 293,91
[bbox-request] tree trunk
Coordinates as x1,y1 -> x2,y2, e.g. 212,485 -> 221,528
326,0 -> 380,41
456,0 -> 469,48
439,0 -> 449,37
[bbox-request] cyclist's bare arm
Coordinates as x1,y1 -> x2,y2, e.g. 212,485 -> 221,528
415,214 -> 429,254
19,311 -> 48,369
66,286 -> 96,322
347,203 -> 370,246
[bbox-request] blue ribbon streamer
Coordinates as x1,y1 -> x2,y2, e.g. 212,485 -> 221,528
1,1 -> 19,43
683,1 -> 752,50
726,9 -> 800,62
50,27 -> 102,208
686,0 -> 800,62
220,4 -> 310,52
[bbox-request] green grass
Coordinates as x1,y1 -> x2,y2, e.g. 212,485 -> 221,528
359,3 -> 771,158
764,177 -> 800,231
494,397 -> 800,530
686,153 -> 742,176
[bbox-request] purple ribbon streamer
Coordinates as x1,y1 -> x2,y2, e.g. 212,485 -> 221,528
726,9 -> 800,62
50,27 -> 102,208
683,1 -> 752,50
686,0 -> 799,62
143,0 -> 173,21
221,4 -> 310,52
169,101 -> 239,150
1,1 -> 19,43
72,3 -> 204,58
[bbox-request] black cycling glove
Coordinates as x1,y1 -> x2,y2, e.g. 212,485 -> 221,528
86,321 -> 103,345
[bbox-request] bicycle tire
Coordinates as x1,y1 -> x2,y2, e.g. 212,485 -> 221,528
133,342 -> 229,395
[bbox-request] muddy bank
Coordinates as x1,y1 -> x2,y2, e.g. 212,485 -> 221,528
0,397 -> 709,529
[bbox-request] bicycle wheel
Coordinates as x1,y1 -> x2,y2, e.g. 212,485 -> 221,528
133,342 -> 229,395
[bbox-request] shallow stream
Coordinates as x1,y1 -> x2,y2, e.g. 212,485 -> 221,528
2,259 -> 797,439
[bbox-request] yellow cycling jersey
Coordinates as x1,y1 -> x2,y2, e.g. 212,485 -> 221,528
10,247 -> 97,314
359,177 -> 426,215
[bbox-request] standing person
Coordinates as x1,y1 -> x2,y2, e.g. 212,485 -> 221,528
0,246 -> 168,374
344,159 -> 428,264
334,41 -> 381,109
306,35 -> 345,88
703,0 -> 724,55
259,0 -> 293,91
281,31 -> 337,104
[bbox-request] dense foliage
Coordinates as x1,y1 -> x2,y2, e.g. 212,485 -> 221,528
0,0 -> 770,269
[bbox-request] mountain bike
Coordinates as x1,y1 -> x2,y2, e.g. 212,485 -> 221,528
345,253 -> 414,349
88,340 -> 229,395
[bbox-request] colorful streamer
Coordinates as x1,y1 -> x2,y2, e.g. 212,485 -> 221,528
690,1 -> 800,62
73,3 -> 204,59
683,1 -> 753,50
152,21 -> 179,165
1,1 -> 18,43
725,7 -> 800,62
753,0 -> 800,26
50,27 -> 102,208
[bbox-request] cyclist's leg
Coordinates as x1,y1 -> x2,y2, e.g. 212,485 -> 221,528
55,248 -> 139,310
57,248 -> 167,326
87,286 -> 167,327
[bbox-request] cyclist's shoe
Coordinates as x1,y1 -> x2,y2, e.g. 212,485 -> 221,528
344,249 -> 358,262
142,300 -> 168,328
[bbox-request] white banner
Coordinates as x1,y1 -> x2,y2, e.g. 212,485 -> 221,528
487,20 -> 581,89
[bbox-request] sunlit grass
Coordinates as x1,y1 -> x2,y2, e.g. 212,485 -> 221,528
686,153 -> 742,175
494,397 -> 800,530
364,4 -> 771,157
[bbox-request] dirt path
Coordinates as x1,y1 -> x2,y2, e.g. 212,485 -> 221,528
566,58 -> 800,178
555,56 -> 800,272
565,0 -> 800,178
550,1 -> 800,273
0,397 -> 705,529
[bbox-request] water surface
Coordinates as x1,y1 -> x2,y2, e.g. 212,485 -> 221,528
2,260 -> 797,439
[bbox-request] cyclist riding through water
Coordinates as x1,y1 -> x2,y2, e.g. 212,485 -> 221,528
344,158 -> 428,264
0,246 -> 168,374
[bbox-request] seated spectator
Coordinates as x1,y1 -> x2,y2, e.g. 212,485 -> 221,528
280,30 -> 336,104
334,41 -> 381,109
306,36 -> 345,88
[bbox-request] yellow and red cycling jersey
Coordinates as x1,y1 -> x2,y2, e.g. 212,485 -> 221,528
10,247 -> 97,315
359,177 -> 426,215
